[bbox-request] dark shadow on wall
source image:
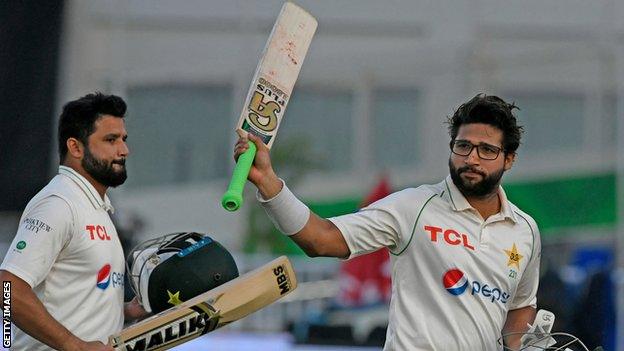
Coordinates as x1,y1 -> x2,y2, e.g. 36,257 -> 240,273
0,0 -> 64,211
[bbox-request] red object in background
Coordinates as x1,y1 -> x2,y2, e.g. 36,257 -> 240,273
336,176 -> 392,307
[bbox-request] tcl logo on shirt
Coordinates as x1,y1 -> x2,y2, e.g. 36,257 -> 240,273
424,225 -> 475,250
86,225 -> 111,241
96,264 -> 124,290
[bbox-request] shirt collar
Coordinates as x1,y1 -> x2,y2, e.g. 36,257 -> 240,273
58,166 -> 115,213
443,175 -> 517,223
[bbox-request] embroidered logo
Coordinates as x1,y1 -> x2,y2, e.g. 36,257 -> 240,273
504,243 -> 523,269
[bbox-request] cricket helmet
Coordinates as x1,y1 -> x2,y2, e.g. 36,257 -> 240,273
128,232 -> 239,313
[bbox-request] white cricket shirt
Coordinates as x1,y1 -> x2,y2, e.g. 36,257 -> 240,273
329,176 -> 541,351
1,166 -> 125,350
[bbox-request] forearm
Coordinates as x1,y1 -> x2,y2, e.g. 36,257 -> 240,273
0,270 -> 84,351
502,306 -> 536,350
290,213 -> 350,258
256,171 -> 282,199
242,133 -> 348,258
256,177 -> 350,258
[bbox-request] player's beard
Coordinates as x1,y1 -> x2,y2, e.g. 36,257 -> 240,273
82,146 -> 127,187
448,159 -> 504,198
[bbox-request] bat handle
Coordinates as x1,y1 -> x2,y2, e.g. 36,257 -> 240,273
108,335 -> 119,349
221,141 -> 257,211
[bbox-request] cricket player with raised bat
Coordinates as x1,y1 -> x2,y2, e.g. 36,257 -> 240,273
235,94 -> 545,350
0,2 -> 313,348
111,1 -> 314,348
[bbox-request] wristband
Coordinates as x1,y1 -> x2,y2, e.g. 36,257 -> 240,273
256,179 -> 310,235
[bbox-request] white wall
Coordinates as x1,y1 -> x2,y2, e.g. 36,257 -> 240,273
54,0 -> 624,245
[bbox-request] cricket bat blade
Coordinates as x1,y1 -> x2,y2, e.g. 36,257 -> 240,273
221,2 -> 317,211
108,256 -> 297,351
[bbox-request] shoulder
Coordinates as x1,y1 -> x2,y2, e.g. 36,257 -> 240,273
24,177 -> 77,219
39,175 -> 82,204
23,194 -> 74,219
15,194 -> 76,240
363,183 -> 442,213
509,203 -> 540,233
392,182 -> 443,204
508,202 -> 542,256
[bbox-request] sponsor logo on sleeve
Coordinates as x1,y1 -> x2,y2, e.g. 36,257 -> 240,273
12,241 -> 27,254
22,218 -> 52,234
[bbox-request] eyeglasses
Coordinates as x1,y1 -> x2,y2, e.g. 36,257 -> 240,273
450,140 -> 504,160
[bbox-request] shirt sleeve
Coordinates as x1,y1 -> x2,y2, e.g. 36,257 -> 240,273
509,221 -> 541,310
328,190 -> 416,259
0,195 -> 74,288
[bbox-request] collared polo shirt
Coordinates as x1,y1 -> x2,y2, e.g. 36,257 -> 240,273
329,175 -> 541,351
1,166 -> 125,350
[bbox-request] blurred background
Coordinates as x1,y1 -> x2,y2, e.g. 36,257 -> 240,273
1,0 -> 623,350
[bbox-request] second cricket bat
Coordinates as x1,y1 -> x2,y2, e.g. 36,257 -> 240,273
221,2 -> 317,211
108,256 -> 297,351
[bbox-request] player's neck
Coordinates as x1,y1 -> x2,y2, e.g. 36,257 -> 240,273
62,161 -> 108,199
465,191 -> 501,220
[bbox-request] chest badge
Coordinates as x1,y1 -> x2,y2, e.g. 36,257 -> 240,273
504,243 -> 524,269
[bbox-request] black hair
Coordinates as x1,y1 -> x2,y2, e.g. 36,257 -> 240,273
447,94 -> 523,154
57,92 -> 126,162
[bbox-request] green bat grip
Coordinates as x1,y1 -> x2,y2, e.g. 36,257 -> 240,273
221,141 -> 257,211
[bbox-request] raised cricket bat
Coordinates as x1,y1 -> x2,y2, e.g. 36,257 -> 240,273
108,256 -> 297,351
221,2 -> 317,211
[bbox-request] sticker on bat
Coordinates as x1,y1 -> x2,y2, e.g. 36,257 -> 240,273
273,264 -> 292,295
119,303 -> 220,351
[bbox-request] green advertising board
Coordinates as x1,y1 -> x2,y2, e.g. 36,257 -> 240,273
246,172 -> 616,254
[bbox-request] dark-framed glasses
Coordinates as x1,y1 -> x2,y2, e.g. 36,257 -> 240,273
451,140 -> 503,160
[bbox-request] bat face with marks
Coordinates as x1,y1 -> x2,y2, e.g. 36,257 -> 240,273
221,2 -> 317,211
108,256 -> 297,351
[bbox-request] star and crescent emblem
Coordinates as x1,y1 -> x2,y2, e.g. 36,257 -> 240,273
504,243 -> 524,269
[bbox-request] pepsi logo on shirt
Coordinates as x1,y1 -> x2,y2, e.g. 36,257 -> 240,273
96,264 -> 124,290
442,268 -> 510,305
